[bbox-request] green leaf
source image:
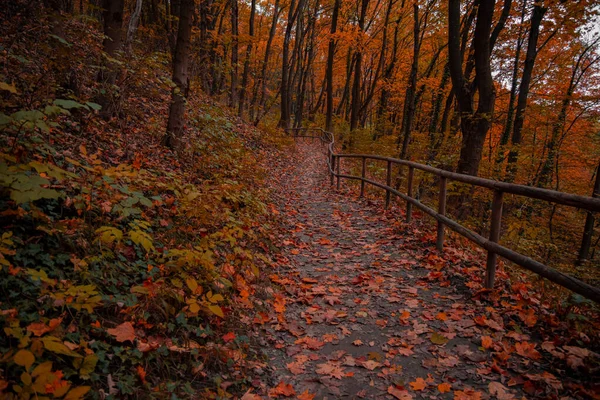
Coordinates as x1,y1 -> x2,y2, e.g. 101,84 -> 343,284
85,102 -> 102,111
49,34 -> 72,47
54,99 -> 88,110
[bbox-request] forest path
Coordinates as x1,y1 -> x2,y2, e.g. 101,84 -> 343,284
260,140 -> 580,400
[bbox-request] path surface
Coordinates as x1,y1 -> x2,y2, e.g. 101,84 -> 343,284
260,140 -> 597,400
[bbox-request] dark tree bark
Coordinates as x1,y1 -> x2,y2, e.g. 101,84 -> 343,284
399,3 -> 420,159
427,62 -> 450,161
577,160 -> 600,265
325,0 -> 341,132
295,0 -> 320,128
252,0 -> 281,125
505,3 -> 546,181
448,0 -> 497,176
375,4 -> 405,138
278,0 -> 305,128
494,0 -> 527,175
164,0 -> 193,150
238,0 -> 256,118
349,0 -> 370,133
229,0 -> 239,108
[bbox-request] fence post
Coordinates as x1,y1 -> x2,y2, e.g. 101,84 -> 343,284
436,177 -> 447,251
360,157 -> 366,197
336,156 -> 341,190
485,190 -> 504,289
330,154 -> 335,185
385,160 -> 392,208
406,166 -> 414,222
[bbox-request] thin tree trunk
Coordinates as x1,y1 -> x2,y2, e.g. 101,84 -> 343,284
577,161 -> 600,265
164,0 -> 193,150
325,0 -> 340,132
399,3 -> 420,159
238,0 -> 256,117
350,0 -> 370,133
252,0 -> 280,123
494,0 -> 526,175
505,3 -> 546,181
126,0 -> 143,51
229,0 -> 239,108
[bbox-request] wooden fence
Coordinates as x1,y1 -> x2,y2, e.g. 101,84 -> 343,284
288,127 -> 600,304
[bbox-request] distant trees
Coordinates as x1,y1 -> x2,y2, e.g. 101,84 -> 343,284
84,0 -> 599,205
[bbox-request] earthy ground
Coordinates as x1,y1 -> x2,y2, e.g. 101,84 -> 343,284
254,139 -> 599,400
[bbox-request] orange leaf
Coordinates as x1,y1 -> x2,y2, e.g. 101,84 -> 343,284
106,322 -> 135,343
409,377 -> 427,391
297,390 -> 315,400
438,383 -> 451,393
268,381 -> 295,397
223,332 -> 236,343
481,336 -> 493,349
387,386 -> 413,399
27,322 -> 51,337
136,365 -> 147,384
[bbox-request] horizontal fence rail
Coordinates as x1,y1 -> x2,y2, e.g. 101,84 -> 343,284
287,127 -> 600,304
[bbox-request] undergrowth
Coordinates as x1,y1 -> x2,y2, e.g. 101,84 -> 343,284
0,4 -> 286,398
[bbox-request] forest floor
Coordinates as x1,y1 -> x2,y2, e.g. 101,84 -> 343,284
254,139 -> 600,400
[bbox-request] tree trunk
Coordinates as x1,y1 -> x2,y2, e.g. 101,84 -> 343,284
505,3 -> 546,181
252,0 -> 280,125
126,0 -> 143,51
229,0 -> 239,108
238,0 -> 256,118
325,0 -> 340,132
577,161 -> 600,265
494,0 -> 526,176
448,0 -> 496,177
349,0 -> 369,133
164,0 -> 193,150
399,4 -> 420,159
278,0 -> 301,129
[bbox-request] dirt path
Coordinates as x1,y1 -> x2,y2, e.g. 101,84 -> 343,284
258,139 -> 597,400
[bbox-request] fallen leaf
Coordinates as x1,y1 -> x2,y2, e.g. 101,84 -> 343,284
488,382 -> 514,400
438,382 -> 451,393
481,336 -> 493,349
430,332 -> 449,345
107,322 -> 135,343
387,386 -> 413,399
268,381 -> 295,397
409,377 -> 427,391
297,390 -> 315,400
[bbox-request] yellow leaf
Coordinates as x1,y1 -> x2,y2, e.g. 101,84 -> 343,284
64,386 -> 91,400
186,277 -> 198,293
0,82 -> 18,94
79,354 -> 98,377
189,302 -> 201,313
54,383 -> 71,397
42,337 -> 82,358
20,372 -> 32,385
208,304 -> 224,318
32,361 -> 53,377
14,349 -> 35,370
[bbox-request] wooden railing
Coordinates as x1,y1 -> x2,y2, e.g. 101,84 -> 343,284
287,127 -> 600,304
